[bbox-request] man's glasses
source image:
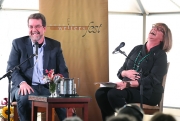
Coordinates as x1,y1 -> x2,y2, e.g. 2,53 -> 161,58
152,24 -> 165,35
28,25 -> 43,30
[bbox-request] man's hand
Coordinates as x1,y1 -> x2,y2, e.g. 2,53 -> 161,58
18,82 -> 34,95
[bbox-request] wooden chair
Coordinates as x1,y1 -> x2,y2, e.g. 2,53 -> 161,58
12,102 -> 73,121
131,62 -> 170,115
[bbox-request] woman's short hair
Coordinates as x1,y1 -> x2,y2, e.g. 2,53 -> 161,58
153,23 -> 172,52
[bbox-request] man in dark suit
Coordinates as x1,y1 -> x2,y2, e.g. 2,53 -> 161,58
7,13 -> 69,121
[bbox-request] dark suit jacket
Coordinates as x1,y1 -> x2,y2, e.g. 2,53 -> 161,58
7,36 -> 69,101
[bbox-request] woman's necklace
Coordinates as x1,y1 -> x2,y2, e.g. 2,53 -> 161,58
133,51 -> 151,71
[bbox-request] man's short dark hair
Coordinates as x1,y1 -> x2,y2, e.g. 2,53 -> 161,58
28,13 -> 46,27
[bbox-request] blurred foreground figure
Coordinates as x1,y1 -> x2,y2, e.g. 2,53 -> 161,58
106,114 -> 137,121
150,112 -> 176,121
63,116 -> 83,121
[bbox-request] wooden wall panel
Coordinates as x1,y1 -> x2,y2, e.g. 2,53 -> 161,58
39,0 -> 108,120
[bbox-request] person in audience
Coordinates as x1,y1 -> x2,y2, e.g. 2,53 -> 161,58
6,13 -> 69,121
63,116 -> 83,121
106,114 -> 137,121
116,104 -> 144,121
95,23 -> 172,121
150,112 -> 176,121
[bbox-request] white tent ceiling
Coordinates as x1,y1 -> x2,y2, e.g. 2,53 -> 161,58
109,0 -> 180,15
1,0 -> 180,15
0,0 -> 38,10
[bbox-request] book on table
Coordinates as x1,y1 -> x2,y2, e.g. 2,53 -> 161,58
94,82 -> 117,88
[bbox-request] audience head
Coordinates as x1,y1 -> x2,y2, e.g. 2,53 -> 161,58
106,114 -> 137,121
63,116 -> 82,121
150,112 -> 176,121
116,104 -> 144,121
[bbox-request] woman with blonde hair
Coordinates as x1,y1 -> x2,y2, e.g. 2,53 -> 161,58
95,23 -> 172,121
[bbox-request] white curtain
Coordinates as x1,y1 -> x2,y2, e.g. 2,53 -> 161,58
146,14 -> 180,108
108,14 -> 143,82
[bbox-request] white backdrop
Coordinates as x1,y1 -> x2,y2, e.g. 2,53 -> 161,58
108,14 -> 143,82
0,10 -> 38,100
146,14 -> 180,108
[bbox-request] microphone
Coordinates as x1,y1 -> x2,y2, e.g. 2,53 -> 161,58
112,42 -> 125,54
35,42 -> 38,59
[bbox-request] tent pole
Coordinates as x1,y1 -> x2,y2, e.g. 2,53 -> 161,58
143,14 -> 146,44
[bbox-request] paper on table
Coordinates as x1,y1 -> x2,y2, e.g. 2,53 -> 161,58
94,82 -> 117,88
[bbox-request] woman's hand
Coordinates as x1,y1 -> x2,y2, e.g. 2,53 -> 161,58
130,80 -> 139,87
116,80 -> 139,90
121,70 -> 140,80
116,81 -> 127,90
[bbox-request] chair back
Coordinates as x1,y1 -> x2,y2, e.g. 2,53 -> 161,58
158,62 -> 170,112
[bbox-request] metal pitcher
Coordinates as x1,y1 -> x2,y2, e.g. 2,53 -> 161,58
56,78 -> 79,97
